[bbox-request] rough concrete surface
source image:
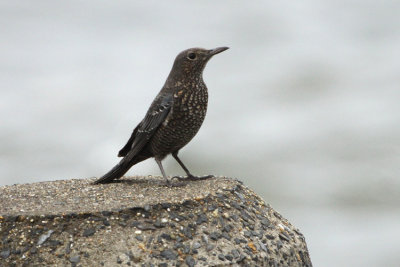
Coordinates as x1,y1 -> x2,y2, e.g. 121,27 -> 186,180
0,176 -> 312,266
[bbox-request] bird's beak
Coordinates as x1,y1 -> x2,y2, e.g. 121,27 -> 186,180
208,47 -> 229,56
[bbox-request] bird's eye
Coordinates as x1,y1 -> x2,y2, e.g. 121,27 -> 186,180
187,52 -> 197,60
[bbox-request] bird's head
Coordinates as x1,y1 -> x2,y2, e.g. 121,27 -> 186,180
167,47 -> 229,82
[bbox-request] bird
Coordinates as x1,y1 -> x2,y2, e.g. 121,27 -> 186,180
93,46 -> 229,185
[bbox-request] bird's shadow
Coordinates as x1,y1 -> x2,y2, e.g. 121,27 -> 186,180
91,175 -> 216,188
100,177 -> 189,188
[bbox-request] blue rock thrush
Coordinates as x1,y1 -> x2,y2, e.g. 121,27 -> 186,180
94,47 -> 229,184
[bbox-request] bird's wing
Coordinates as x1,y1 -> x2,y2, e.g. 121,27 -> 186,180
118,125 -> 139,157
118,93 -> 173,157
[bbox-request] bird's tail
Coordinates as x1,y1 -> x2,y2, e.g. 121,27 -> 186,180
93,153 -> 149,184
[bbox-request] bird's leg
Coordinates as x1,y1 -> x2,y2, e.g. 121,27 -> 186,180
155,158 -> 168,182
155,158 -> 186,187
172,152 -> 192,176
172,152 -> 214,181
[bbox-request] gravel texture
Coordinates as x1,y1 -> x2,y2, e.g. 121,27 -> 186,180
0,176 -> 312,266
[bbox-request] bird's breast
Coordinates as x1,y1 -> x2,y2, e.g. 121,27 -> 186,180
173,87 -> 208,122
163,88 -> 208,136
150,86 -> 208,157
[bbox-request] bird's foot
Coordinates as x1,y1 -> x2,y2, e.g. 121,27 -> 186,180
173,174 -> 214,181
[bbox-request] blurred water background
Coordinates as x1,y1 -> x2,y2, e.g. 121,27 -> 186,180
1,1 -> 400,266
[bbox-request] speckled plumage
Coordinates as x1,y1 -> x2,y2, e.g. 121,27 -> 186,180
94,47 -> 228,184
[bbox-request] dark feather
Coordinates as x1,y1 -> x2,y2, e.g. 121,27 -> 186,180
118,125 -> 139,157
124,93 -> 173,157
93,93 -> 173,184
